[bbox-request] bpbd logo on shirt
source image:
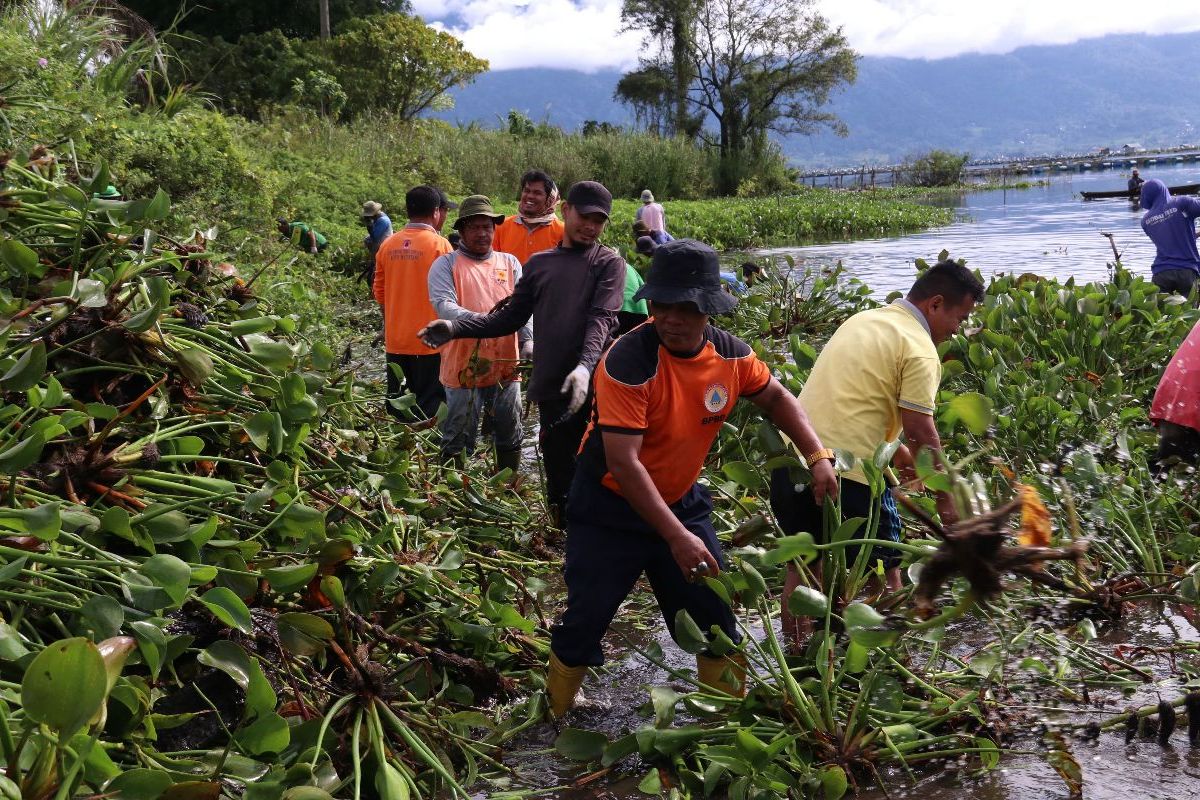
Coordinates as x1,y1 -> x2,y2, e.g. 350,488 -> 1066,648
701,383 -> 730,425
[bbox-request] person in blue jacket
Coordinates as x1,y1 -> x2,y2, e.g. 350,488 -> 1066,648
1140,179 -> 1200,295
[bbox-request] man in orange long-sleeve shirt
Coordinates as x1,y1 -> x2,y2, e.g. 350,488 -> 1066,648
373,186 -> 455,418
493,169 -> 564,265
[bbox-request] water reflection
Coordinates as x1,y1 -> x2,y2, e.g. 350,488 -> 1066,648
758,163 -> 1200,296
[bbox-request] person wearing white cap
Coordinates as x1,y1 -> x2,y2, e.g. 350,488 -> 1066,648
635,189 -> 671,245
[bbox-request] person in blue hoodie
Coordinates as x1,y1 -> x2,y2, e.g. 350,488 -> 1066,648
1140,179 -> 1200,294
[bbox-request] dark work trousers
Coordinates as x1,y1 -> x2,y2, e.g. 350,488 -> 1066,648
769,468 -> 903,570
385,353 -> 445,420
538,396 -> 590,518
1155,420 -> 1200,470
550,479 -> 739,667
1152,268 -> 1199,296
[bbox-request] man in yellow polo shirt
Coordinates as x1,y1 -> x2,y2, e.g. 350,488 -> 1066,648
771,259 -> 984,649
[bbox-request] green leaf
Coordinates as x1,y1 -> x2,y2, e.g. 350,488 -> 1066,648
199,587 -> 254,633
554,727 -> 609,762
229,316 -> 276,337
81,595 -> 124,640
134,554 -> 192,607
787,585 -> 830,618
843,602 -> 899,650
0,502 -> 61,541
175,348 -> 214,385
0,620 -> 29,660
0,239 -> 39,276
0,430 -> 45,473
761,532 -> 817,565
945,391 -> 994,435
144,188 -> 170,221
374,761 -> 410,800
673,609 -> 706,654
245,411 -> 284,455
820,764 -> 848,800
21,637 -> 108,738
77,278 -> 107,308
276,612 -> 333,657
968,647 -> 1003,677
2,341 -> 47,392
237,712 -> 290,755
721,461 -> 763,490
264,563 -> 318,594
636,768 -> 662,794
103,768 -> 175,799
197,641 -> 276,718
649,686 -> 680,728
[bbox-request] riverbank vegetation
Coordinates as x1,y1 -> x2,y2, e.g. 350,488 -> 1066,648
3,4 -> 1199,800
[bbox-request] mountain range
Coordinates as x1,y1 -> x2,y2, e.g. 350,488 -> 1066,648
435,31 -> 1200,169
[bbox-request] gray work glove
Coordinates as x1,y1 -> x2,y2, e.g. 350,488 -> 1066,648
418,319 -> 457,348
560,364 -> 590,415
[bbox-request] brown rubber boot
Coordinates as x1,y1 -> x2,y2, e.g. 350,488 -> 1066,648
546,651 -> 587,718
696,652 -> 749,698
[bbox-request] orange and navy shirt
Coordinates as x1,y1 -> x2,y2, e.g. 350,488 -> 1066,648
577,322 -> 771,506
372,224 -> 452,355
493,217 -> 564,265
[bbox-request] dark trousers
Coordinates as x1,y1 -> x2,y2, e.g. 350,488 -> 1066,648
550,480 -> 739,667
1155,420 -> 1200,470
385,353 -> 445,419
538,397 -> 589,515
769,468 -> 903,570
1152,268 -> 1198,295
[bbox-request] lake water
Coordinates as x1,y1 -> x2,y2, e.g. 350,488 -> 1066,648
757,161 -> 1200,295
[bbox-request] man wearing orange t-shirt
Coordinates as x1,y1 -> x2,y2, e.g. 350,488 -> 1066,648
493,169 -> 564,265
373,186 -> 455,418
544,239 -> 838,719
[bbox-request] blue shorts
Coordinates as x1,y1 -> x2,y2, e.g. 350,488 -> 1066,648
769,468 -> 903,570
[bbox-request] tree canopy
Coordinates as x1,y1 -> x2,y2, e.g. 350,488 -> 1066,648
618,0 -> 857,193
120,0 -> 408,40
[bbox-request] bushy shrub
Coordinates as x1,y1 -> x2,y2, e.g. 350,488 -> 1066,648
899,149 -> 970,187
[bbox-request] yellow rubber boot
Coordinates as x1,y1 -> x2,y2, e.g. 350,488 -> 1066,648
546,652 -> 587,718
696,652 -> 749,698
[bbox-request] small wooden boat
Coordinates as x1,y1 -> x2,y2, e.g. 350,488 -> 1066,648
1081,182 -> 1200,201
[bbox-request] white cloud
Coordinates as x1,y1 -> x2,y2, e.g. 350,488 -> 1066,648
425,0 -> 643,72
413,0 -> 1200,70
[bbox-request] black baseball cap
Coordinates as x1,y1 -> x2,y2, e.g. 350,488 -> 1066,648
437,188 -> 458,210
634,239 -> 738,316
565,180 -> 612,218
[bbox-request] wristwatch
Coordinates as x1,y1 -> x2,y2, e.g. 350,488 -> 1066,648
804,448 -> 836,468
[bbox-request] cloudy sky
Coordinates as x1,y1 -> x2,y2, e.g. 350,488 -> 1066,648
411,0 -> 1200,71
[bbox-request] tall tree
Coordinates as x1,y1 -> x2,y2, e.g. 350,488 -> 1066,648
620,0 -> 857,194
620,0 -> 700,138
329,14 -> 488,120
319,0 -> 331,40
119,0 -> 407,40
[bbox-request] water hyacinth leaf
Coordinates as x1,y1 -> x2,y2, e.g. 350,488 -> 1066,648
373,762 -> 410,800
129,620 -> 167,679
137,506 -> 192,544
0,554 -> 25,582
136,554 -> 192,606
198,641 -> 276,718
975,736 -> 1000,770
601,733 -> 639,768
969,647 -> 1003,677
123,302 -> 162,332
77,278 -> 107,308
721,461 -> 763,490
762,532 -> 817,566
739,561 -> 768,605
282,790 -> 335,800
311,341 -> 335,370
0,238 -> 38,276
104,768 -> 174,799
0,620 -> 29,660
237,711 -> 290,755
319,576 -> 345,610
0,502 -> 61,540
143,188 -> 170,221
636,768 -> 662,794
788,585 -> 830,618
734,728 -> 769,769
650,686 -> 680,728
229,316 -> 276,337
277,612 -> 334,657
247,337 -> 296,372
845,640 -> 870,673
21,637 -> 108,738
554,727 -> 609,762
945,392 -> 995,435
0,430 -> 45,473
81,595 -> 124,640
199,587 -> 254,633
673,609 -> 706,654
843,602 -> 899,650
820,764 -> 849,800
265,563 -> 319,594
175,348 -> 214,385
1,340 -> 47,391
96,636 -> 137,693
246,411 -> 284,455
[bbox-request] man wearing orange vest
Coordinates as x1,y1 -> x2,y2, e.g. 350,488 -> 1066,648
373,186 -> 455,418
427,197 -> 532,470
493,169 -> 564,265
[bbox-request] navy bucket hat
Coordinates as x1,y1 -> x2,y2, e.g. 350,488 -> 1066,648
633,239 -> 738,316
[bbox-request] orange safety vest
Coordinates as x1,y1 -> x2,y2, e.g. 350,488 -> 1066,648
494,217 -> 564,265
440,251 -> 521,389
